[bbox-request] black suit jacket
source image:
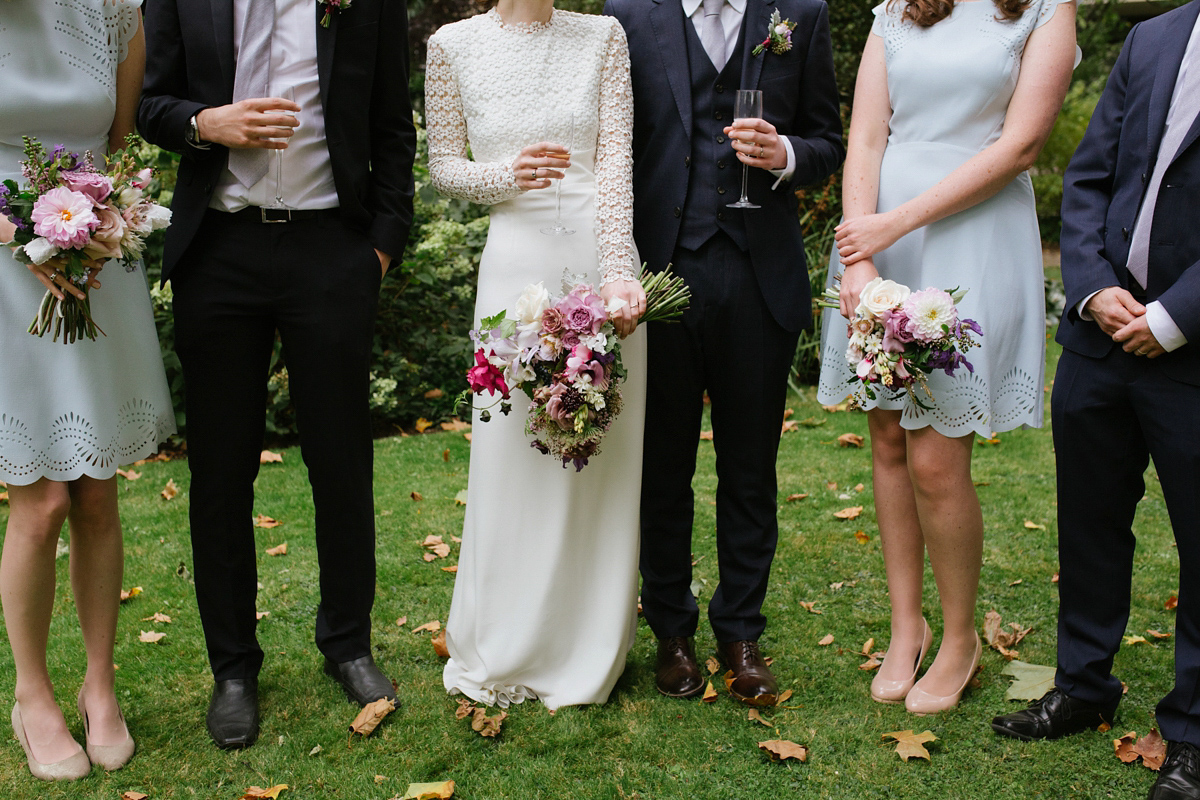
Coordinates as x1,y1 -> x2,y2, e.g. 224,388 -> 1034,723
1058,0 -> 1200,386
605,0 -> 843,332
138,0 -> 416,279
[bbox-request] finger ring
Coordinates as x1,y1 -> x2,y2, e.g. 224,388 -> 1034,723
1137,349 -> 1147,356
532,168 -> 539,180
758,145 -> 765,158
48,270 -> 59,281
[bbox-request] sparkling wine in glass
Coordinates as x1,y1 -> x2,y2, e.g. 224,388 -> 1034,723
727,89 -> 762,210
540,112 -> 576,236
270,86 -> 298,209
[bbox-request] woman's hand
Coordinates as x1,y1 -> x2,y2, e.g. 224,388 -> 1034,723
725,118 -> 788,171
600,278 -> 647,338
834,211 -> 905,266
512,142 -> 571,191
838,259 -> 879,320
27,255 -> 104,301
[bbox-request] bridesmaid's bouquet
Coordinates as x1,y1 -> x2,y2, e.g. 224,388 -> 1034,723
821,277 -> 982,409
461,268 -> 689,471
0,136 -> 171,344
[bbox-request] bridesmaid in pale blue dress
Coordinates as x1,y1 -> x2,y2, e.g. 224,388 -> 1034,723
0,1 -> 174,780
817,0 -> 1076,713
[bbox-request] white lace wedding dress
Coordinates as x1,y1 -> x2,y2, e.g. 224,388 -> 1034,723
426,9 -> 646,709
0,0 -> 175,485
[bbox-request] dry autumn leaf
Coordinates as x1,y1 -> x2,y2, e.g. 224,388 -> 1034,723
119,586 -> 143,602
826,481 -> 838,490
138,630 -> 166,644
785,493 -> 809,503
861,638 -> 875,657
256,611 -> 270,621
1114,729 -> 1167,771
776,689 -> 793,705
442,566 -> 459,574
983,610 -> 1032,660
160,479 -> 179,501
859,657 -> 882,671
1167,595 -> 1179,610
241,785 -> 289,799
883,730 -> 937,761
141,612 -> 172,624
748,708 -> 772,727
255,515 -> 282,529
702,681 -> 718,703
758,739 -> 808,762
1001,660 -> 1057,702
723,670 -> 736,692
854,530 -> 871,544
440,418 -> 471,432
699,430 -> 714,441
1052,572 -> 1060,583
402,780 -> 455,800
781,419 -> 799,434
424,388 -> 445,400
1023,521 -> 1046,530
411,491 -> 424,502
853,483 -> 865,492
395,616 -> 408,627
116,468 -> 142,481
834,506 -> 863,520
121,792 -> 149,800
431,630 -> 449,658
415,418 -> 434,433
471,707 -> 507,737
1147,630 -> 1173,640
413,620 -> 441,634
818,634 -> 835,646
423,553 -> 438,562
704,656 -> 720,675
265,542 -> 288,557
442,448 -> 451,462
799,601 -> 822,615
454,490 -> 468,506
260,450 -> 283,464
349,697 -> 396,737
837,433 -> 864,448
1123,635 -> 1149,646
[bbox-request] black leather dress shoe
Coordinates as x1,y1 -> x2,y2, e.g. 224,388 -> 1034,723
991,687 -> 1117,741
206,678 -> 259,750
1149,742 -> 1200,800
655,637 -> 705,698
323,654 -> 397,706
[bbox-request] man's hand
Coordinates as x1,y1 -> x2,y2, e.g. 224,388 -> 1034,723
196,97 -> 301,150
376,249 -> 392,278
1113,314 -> 1165,358
725,118 -> 788,171
1084,287 -> 1145,337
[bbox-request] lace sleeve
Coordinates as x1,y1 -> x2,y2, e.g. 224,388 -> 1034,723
104,0 -> 143,65
425,38 -> 524,206
594,21 -> 637,286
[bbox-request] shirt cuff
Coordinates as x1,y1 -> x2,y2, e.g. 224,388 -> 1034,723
1145,300 -> 1188,352
1076,290 -> 1103,321
769,136 -> 796,191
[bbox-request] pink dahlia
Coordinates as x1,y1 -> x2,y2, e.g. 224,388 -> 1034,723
31,187 -> 97,249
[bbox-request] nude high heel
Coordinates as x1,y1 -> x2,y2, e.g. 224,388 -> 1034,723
904,633 -> 983,715
77,692 -> 135,772
870,618 -> 934,704
10,702 -> 91,781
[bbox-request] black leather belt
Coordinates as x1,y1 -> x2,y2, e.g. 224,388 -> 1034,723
215,207 -> 340,224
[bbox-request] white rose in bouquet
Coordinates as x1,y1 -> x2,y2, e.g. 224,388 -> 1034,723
855,277 -> 911,319
514,281 -> 552,325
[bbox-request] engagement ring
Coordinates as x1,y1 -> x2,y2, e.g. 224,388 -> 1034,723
532,168 -> 539,180
758,145 -> 764,158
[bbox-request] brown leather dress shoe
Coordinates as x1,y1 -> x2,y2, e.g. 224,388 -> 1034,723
718,640 -> 778,707
655,637 -> 705,698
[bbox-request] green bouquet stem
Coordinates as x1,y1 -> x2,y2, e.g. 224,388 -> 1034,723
637,265 -> 691,324
27,287 -> 104,344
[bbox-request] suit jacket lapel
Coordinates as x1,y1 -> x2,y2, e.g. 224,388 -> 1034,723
740,0 -> 773,91
650,0 -> 693,140
316,2 -> 338,112
211,0 -> 236,98
1146,1 -> 1200,163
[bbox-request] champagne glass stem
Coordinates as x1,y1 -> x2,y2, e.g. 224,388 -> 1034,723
739,161 -> 750,205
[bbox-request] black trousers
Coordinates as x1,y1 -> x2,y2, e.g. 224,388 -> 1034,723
1053,346 -> 1200,745
639,232 -> 800,644
172,211 -> 381,681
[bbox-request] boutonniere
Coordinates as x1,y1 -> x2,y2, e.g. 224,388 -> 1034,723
318,0 -> 352,28
752,10 -> 796,56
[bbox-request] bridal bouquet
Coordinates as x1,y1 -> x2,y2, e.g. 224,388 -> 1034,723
821,277 -> 982,409
0,136 -> 171,343
462,268 -> 690,471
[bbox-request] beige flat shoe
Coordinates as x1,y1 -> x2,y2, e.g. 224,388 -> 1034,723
10,702 -> 91,781
905,634 -> 983,715
870,619 -> 934,704
77,693 -> 135,772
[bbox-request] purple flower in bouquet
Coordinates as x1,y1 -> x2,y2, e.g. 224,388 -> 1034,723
62,169 -> 114,204
559,286 -> 607,335
881,309 -> 913,354
467,349 -> 510,399
902,288 -> 959,344
541,306 -> 567,336
31,187 -> 97,249
565,345 -> 608,388
545,383 -> 583,430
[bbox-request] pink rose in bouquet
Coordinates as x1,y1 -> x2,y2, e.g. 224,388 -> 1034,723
62,169 -> 114,204
83,203 -> 127,261
559,286 -> 607,335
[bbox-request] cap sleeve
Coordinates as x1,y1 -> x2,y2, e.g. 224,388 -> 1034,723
1035,0 -> 1074,29
104,0 -> 144,65
871,1 -> 889,36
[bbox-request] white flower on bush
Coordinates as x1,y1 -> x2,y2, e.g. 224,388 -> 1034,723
903,288 -> 958,343
855,277 -> 910,319
368,371 -> 398,414
514,281 -> 551,325
22,237 -> 59,265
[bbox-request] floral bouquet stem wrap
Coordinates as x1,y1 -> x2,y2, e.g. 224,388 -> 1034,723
461,265 -> 690,471
0,136 -> 171,344
820,277 -> 982,410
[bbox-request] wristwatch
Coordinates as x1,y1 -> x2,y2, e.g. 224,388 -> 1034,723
185,114 -> 210,149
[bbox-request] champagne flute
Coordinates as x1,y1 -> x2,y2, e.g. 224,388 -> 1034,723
270,86 -> 297,210
540,112 -> 576,236
727,89 -> 762,210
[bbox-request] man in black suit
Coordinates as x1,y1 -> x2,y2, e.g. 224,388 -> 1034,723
605,0 -> 842,704
993,3 -> 1200,796
139,0 -> 415,749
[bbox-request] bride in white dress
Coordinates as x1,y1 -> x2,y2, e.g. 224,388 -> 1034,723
426,0 -> 647,709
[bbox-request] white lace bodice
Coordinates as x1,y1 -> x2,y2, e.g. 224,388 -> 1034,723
426,9 -> 637,283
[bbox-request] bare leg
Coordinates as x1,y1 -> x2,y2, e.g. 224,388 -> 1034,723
906,426 -> 982,694
67,476 -> 128,746
868,410 -> 929,684
0,479 -> 84,763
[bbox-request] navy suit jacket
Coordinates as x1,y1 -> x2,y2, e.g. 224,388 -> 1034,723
137,0 -> 416,280
1058,0 -> 1200,386
604,0 -> 844,333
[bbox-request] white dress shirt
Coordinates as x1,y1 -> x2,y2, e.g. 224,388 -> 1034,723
680,0 -> 796,188
1076,12 -> 1200,352
209,0 -> 339,212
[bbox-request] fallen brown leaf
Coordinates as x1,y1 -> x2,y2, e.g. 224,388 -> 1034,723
241,786 -> 288,800
758,739 -> 808,762
983,610 -> 1032,660
781,419 -> 799,434
776,689 -> 793,705
442,448 -> 450,462
256,611 -> 270,621
1167,595 -> 1179,610
785,493 -> 809,503
861,638 -> 875,657
853,483 -> 865,492
141,612 -> 171,624
748,708 -> 772,727
121,792 -> 149,800
138,630 -> 165,644
160,479 -> 179,501
116,468 -> 142,481
415,418 -> 434,433
699,430 -> 714,441
822,401 -> 851,412
411,491 -> 424,502
413,620 -> 441,634
883,730 -> 937,761
259,450 -> 283,464
395,616 -> 408,627
349,698 -> 396,737
423,553 -> 438,562
1023,520 -> 1045,530
471,707 -> 506,737
119,586 -> 143,602
265,542 -> 288,557
826,481 -> 838,490
255,515 -> 282,529
1114,729 -> 1167,771
401,780 -> 455,800
818,634 -> 834,646
463,433 -> 472,443
1147,630 -> 1173,640
723,670 -> 735,692
441,418 -> 471,432
701,681 -> 718,703
833,506 -> 863,520
705,657 -> 720,675
854,530 -> 870,544
1052,572 -> 1060,583
859,657 -> 882,671
837,433 -> 864,448
1123,635 -> 1149,646
455,698 -> 475,720
442,565 -> 459,574
431,630 -> 449,658
425,388 -> 445,400
799,601 -> 822,615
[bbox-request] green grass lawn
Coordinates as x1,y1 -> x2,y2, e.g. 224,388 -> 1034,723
0,337 -> 1181,799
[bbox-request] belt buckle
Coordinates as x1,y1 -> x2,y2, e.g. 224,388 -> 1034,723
261,207 -> 291,224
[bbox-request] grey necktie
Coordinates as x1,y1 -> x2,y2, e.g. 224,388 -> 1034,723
1127,24 -> 1200,289
701,0 -> 727,72
227,0 -> 276,188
